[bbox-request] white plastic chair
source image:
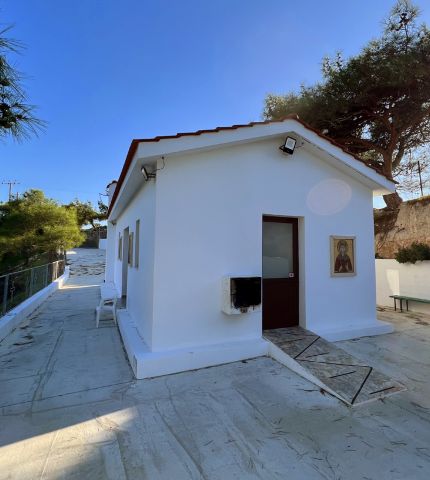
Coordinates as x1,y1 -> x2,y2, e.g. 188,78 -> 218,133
96,283 -> 118,327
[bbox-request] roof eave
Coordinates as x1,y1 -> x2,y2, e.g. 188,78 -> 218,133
108,117 -> 395,216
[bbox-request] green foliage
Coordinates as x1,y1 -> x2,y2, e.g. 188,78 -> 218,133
97,200 -> 108,218
395,242 -> 430,263
65,200 -> 93,228
263,0 -> 430,180
0,26 -> 44,141
0,190 -> 84,271
65,199 -> 106,229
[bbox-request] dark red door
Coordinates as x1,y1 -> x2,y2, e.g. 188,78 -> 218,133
262,216 -> 299,330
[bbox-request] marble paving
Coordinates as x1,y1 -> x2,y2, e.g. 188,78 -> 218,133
2,250 -> 429,479
264,326 -> 406,406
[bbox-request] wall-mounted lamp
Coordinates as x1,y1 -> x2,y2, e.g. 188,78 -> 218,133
141,165 -> 156,180
141,165 -> 149,180
279,136 -> 297,155
141,157 -> 165,181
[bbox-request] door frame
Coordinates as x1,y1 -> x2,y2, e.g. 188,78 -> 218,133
261,215 -> 302,331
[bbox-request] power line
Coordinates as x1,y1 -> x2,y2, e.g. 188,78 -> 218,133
19,184 -> 104,196
1,182 -> 108,203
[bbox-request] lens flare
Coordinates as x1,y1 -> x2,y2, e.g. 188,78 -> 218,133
306,179 -> 352,215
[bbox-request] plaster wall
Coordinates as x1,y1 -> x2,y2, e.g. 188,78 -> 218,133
113,181 -> 156,346
151,137 -> 381,351
104,223 -> 116,283
376,259 -> 430,314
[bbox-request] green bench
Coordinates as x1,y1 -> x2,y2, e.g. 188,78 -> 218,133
389,294 -> 430,312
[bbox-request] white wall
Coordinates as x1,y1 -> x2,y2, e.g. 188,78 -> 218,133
376,259 -> 430,314
112,181 -> 156,347
150,137 -> 379,351
98,238 -> 107,250
104,223 -> 116,283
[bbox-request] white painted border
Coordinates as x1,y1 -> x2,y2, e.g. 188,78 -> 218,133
117,309 -> 268,379
0,267 -> 69,341
117,306 -> 394,393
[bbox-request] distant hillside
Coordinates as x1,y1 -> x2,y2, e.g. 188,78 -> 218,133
374,196 -> 430,258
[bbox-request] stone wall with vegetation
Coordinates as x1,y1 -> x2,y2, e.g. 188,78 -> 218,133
79,226 -> 107,248
374,197 -> 430,258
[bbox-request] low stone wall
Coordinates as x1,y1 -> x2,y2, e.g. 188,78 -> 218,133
376,259 -> 430,314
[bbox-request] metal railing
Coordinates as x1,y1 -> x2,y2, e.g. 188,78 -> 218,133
0,260 -> 65,317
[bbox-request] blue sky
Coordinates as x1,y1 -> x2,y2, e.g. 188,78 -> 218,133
1,0 -> 429,206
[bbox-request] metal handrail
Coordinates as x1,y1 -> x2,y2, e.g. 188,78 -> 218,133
0,259 -> 65,317
0,261 -> 62,280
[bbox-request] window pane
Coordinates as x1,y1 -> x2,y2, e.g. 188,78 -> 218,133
263,222 -> 293,278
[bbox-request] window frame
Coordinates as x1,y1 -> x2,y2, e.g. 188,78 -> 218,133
135,219 -> 140,268
118,234 -> 122,260
128,232 -> 134,266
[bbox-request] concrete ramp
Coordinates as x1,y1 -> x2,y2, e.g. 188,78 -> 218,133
264,327 -> 406,406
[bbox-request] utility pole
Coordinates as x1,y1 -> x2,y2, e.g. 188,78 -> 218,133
1,180 -> 20,201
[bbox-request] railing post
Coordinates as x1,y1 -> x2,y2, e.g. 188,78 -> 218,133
29,268 -> 35,296
44,264 -> 49,287
9,275 -> 14,305
2,274 -> 9,316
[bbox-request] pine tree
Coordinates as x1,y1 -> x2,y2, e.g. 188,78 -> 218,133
263,1 -> 430,209
0,26 -> 44,141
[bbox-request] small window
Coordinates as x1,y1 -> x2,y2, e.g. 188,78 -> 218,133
135,219 -> 140,268
128,233 -> 134,266
118,235 -> 123,260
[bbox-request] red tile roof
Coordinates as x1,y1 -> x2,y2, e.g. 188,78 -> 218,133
108,115 -> 392,215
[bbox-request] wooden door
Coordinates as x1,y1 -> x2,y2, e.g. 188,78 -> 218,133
262,216 -> 299,330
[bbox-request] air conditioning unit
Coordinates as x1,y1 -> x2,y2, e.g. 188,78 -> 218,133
222,276 -> 262,315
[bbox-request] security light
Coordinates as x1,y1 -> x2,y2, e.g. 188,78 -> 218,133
141,165 -> 149,180
280,136 -> 297,155
141,157 -> 165,180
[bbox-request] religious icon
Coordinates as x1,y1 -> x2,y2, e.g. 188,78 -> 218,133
330,236 -> 356,276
